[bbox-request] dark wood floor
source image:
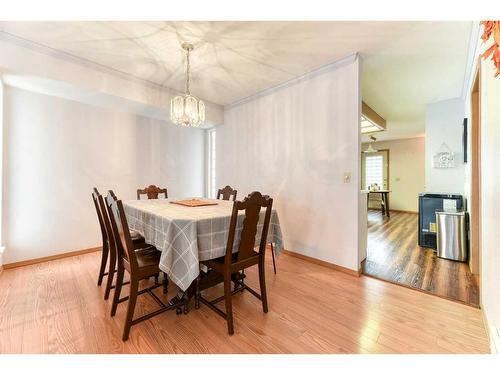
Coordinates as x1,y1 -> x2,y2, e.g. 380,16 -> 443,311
362,210 -> 480,307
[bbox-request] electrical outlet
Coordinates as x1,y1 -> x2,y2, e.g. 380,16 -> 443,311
343,172 -> 351,183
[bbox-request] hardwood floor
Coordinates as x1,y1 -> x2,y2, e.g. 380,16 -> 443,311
363,210 -> 480,307
0,249 -> 489,354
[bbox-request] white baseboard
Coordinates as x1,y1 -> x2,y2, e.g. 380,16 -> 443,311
481,303 -> 498,354
490,326 -> 500,354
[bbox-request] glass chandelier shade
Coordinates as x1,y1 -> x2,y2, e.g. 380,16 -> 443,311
170,94 -> 205,127
170,43 -> 206,127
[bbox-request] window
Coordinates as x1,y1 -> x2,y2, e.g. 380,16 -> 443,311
361,150 -> 389,190
207,128 -> 216,198
364,155 -> 384,189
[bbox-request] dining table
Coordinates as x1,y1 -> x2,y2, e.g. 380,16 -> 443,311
123,198 -> 284,292
368,189 -> 391,217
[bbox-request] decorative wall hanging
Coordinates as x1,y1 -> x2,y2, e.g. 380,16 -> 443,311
432,142 -> 455,169
481,21 -> 500,77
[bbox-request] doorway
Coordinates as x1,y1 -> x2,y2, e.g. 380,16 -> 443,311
360,136 -> 480,306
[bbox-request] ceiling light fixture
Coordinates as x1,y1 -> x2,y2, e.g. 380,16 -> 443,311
361,102 -> 386,134
170,43 -> 205,127
364,136 -> 378,153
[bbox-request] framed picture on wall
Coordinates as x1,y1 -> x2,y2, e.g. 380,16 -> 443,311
463,118 -> 468,164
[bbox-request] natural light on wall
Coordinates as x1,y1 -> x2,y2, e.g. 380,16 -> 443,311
207,128 -> 216,198
0,78 -> 4,269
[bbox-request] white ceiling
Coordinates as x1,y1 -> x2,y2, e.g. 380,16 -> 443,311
0,21 -> 473,139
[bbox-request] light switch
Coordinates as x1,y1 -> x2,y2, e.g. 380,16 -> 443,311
343,172 -> 351,183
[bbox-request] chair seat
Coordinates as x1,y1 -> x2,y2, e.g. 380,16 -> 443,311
130,230 -> 143,240
202,250 -> 259,271
135,246 -> 162,269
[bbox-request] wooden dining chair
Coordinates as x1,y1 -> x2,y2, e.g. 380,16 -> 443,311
217,185 -> 237,201
103,190 -> 166,300
92,188 -> 146,295
136,185 -> 168,200
107,192 -> 185,341
195,191 -> 273,335
216,186 -> 277,274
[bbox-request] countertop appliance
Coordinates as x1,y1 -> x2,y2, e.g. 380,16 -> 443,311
436,210 -> 468,261
418,193 -> 464,249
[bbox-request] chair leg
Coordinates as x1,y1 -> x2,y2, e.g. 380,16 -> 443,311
154,274 -> 159,285
104,247 -> 116,300
195,276 -> 200,309
111,265 -> 124,317
381,194 -> 386,216
224,275 -> 234,335
162,272 -> 169,294
123,278 -> 139,341
258,260 -> 269,313
270,242 -> 277,274
97,242 -> 109,286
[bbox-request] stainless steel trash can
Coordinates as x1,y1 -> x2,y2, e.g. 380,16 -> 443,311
435,210 -> 467,262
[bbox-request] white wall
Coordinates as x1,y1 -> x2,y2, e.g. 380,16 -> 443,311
2,86 -> 205,264
425,97 -> 466,194
479,58 -> 500,353
362,137 -> 425,212
218,55 -> 361,271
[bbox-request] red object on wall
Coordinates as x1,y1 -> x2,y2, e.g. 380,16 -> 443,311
481,21 -> 500,77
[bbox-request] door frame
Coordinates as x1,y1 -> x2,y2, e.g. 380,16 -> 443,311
469,59 -> 481,284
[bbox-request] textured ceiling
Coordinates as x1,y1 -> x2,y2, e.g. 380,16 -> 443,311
0,21 -> 472,139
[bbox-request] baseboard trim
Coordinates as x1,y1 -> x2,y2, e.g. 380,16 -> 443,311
3,247 -> 101,269
480,303 -> 495,354
368,209 -> 418,214
390,209 -> 418,214
282,249 -> 360,277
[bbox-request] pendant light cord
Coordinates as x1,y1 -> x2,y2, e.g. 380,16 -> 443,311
185,47 -> 191,95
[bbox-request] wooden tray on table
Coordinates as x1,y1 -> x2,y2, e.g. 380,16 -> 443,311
170,199 -> 218,207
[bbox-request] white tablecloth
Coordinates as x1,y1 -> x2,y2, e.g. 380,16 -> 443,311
123,198 -> 284,291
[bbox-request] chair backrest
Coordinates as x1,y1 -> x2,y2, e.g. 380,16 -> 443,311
105,191 -> 138,269
92,188 -> 111,246
225,191 -> 273,264
137,185 -> 168,200
217,185 -> 237,201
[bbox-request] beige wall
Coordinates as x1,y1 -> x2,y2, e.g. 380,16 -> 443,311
478,56 -> 500,353
362,137 -> 425,212
461,28 -> 500,352
425,98 -> 466,195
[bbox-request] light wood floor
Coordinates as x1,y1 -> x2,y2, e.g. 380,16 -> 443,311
363,210 -> 480,307
0,249 -> 489,354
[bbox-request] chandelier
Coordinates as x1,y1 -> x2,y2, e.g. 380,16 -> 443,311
170,43 -> 205,127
